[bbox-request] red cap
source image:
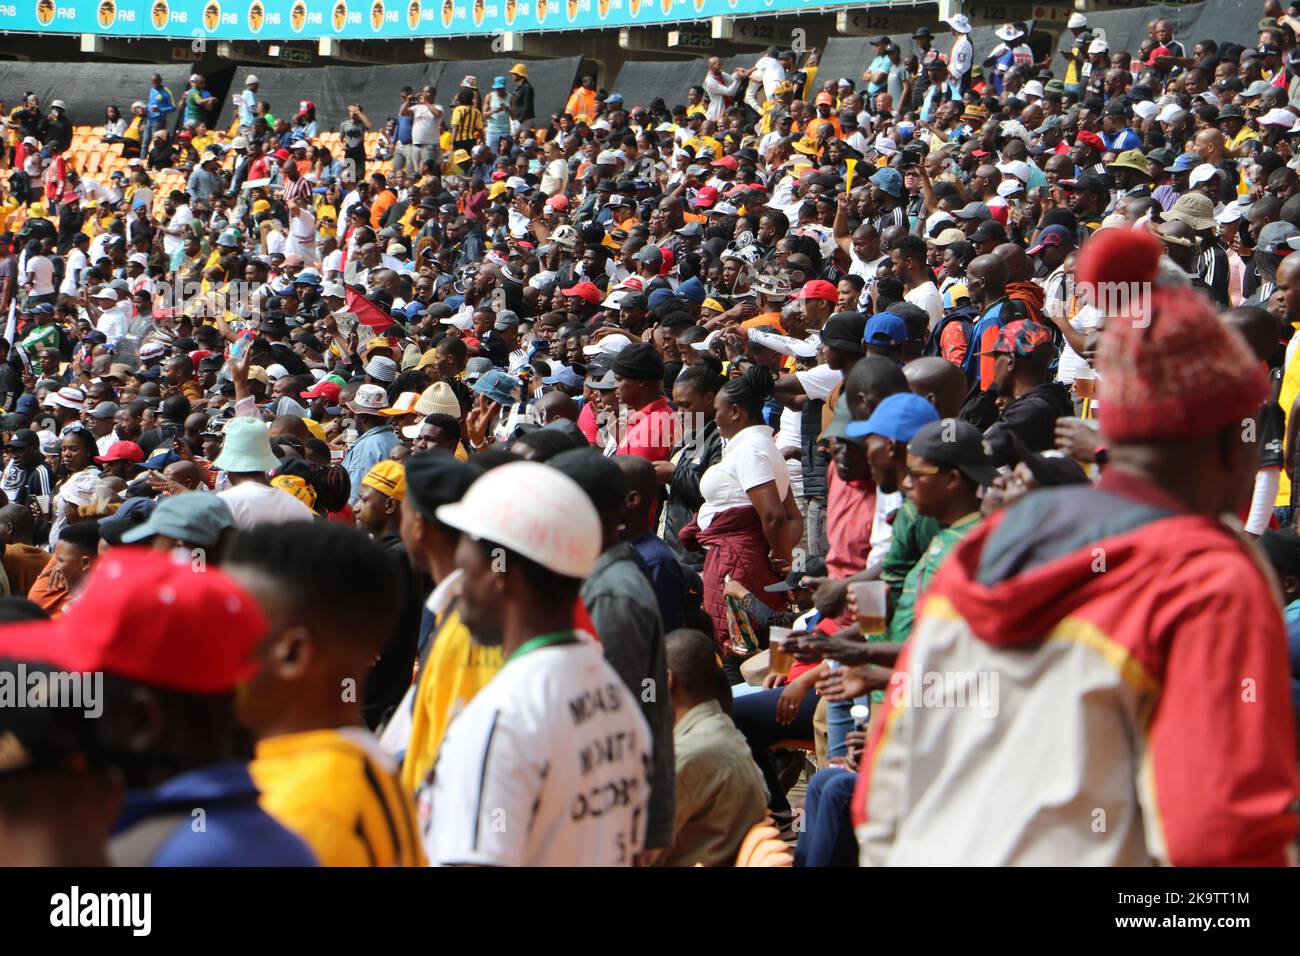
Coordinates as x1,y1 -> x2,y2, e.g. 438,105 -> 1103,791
61,190 -> 78,203
491,170 -> 509,181
0,550 -> 266,694
710,156 -> 738,170
188,349 -> 213,364
561,281 -> 603,304
690,186 -> 721,208
299,381 -> 341,401
1075,129 -> 1105,152
726,182 -> 766,197
272,148 -> 291,161
546,194 -> 570,210
660,247 -> 675,276
299,99 -> 315,115
94,441 -> 145,465
792,279 -> 839,303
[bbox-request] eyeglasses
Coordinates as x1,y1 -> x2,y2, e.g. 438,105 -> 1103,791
906,463 -> 946,478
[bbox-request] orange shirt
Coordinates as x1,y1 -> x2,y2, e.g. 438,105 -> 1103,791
27,555 -> 70,618
741,310 -> 784,333
370,189 -> 397,230
565,87 -> 598,123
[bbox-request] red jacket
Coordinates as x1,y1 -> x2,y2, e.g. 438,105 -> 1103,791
855,469 -> 1299,865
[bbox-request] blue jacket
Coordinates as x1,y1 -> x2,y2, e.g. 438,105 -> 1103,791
342,423 -> 400,504
147,86 -> 176,121
113,761 -> 318,866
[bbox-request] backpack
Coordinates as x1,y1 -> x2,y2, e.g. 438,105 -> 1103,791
923,304 -> 979,364
8,169 -> 30,205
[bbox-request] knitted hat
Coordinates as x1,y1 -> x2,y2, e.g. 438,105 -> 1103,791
1077,229 -> 1268,442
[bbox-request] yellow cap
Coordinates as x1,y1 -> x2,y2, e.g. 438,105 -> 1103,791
362,460 -> 407,501
488,181 -> 508,199
701,297 -> 725,314
252,199 -> 271,215
271,474 -> 317,509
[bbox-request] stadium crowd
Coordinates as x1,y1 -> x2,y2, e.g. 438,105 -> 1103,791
1,2 -> 1299,868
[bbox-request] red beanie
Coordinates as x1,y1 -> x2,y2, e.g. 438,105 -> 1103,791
1078,228 -> 1268,442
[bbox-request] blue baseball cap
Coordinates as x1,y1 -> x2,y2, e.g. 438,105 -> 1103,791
141,449 -> 182,471
542,365 -> 585,391
471,368 -> 521,407
647,288 -> 675,310
15,394 -> 39,416
30,302 -> 55,316
869,167 -> 904,198
676,276 -> 707,303
1169,152 -> 1200,173
292,269 -> 322,286
864,311 -> 908,347
844,392 -> 940,442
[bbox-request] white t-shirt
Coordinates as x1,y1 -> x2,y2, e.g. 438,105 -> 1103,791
164,203 -> 194,256
950,35 -> 973,81
60,248 -> 87,297
773,406 -> 803,497
540,158 -> 568,195
285,207 -> 317,263
218,481 -> 315,530
906,281 -> 944,330
698,424 -> 791,528
795,364 -> 842,401
24,255 -> 54,295
95,304 -> 129,345
420,637 -> 652,867
411,104 -> 439,147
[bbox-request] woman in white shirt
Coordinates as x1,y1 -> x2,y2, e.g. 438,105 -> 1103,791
684,364 -> 802,659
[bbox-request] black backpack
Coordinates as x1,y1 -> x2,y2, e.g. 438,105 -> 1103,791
8,169 -> 31,205
923,304 -> 979,362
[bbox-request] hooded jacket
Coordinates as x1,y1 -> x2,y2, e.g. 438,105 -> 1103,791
853,469 -> 1299,866
983,380 -> 1074,467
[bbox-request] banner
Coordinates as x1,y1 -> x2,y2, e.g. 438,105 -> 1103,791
1,0 -> 875,40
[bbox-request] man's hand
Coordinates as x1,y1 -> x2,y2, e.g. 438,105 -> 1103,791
1054,417 -> 1099,463
651,459 -> 675,484
793,629 -> 872,665
815,663 -> 890,701
808,576 -> 848,617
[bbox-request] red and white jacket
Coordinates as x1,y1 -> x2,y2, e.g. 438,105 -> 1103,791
854,469 -> 1299,866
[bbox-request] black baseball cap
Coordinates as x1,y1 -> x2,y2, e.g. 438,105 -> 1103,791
821,312 -> 868,352
907,419 -> 997,487
5,428 -> 38,450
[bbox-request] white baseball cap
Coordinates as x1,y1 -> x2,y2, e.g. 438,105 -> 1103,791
997,179 -> 1025,198
996,160 -> 1031,183
1259,108 -> 1298,127
1022,80 -> 1044,99
93,288 -> 119,302
1189,163 -> 1224,187
128,252 -> 149,266
245,74 -> 260,86
1068,12 -> 1087,29
1088,38 -> 1109,55
435,462 -> 601,579
1133,101 -> 1158,121
321,282 -> 346,298
1156,103 -> 1182,124
50,99 -> 66,111
582,333 -> 634,356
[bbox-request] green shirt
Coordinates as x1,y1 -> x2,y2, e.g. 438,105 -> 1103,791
888,511 -> 982,645
879,499 -> 941,610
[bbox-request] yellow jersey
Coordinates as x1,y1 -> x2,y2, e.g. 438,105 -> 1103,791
399,601 -> 503,794
252,727 -> 424,867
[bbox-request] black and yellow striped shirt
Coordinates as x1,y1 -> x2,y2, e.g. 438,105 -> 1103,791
252,727 -> 425,867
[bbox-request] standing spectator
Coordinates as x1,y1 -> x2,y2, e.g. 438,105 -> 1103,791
450,89 -> 483,157
485,77 -> 512,153
339,104 -> 372,184
142,74 -> 175,148
180,74 -> 216,132
509,63 -> 535,133
945,14 -> 973,96
237,74 -> 259,134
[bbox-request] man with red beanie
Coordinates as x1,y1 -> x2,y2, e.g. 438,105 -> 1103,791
854,228 -> 1300,865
